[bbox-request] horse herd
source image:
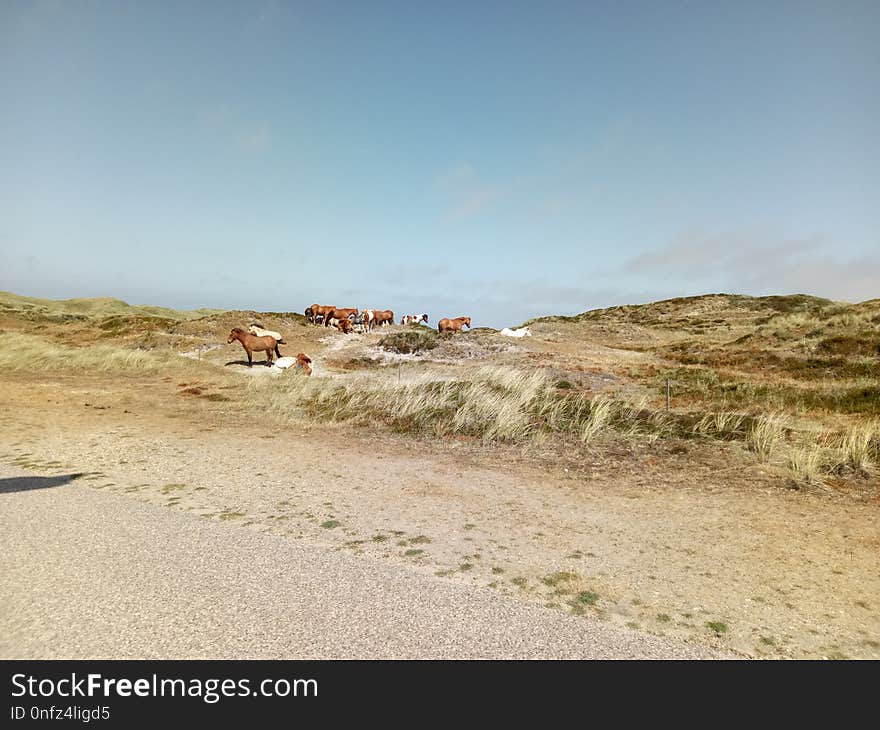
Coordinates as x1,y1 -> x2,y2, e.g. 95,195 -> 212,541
304,305 -> 445,334
226,307 -> 529,369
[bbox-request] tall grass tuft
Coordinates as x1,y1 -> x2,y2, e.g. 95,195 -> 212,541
694,411 -> 746,439
838,421 -> 879,476
786,446 -> 829,488
746,413 -> 786,462
578,394 -> 615,443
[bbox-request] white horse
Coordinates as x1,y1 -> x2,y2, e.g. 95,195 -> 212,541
499,326 -> 532,338
273,356 -> 297,369
248,324 -> 285,343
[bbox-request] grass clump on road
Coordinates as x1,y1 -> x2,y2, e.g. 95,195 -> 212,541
569,590 -> 600,614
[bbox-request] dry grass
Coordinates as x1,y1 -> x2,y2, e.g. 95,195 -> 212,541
694,411 -> 746,439
786,445 -> 829,488
578,394 -> 614,443
246,366 -> 675,446
746,413 -> 786,462
0,333 -> 201,375
837,421 -> 879,476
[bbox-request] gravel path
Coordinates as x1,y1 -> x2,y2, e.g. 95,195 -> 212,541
0,465 -> 719,659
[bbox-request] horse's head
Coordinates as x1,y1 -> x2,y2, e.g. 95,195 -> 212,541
227,328 -> 244,344
421,314 -> 429,323
305,307 -> 314,318
462,317 -> 471,328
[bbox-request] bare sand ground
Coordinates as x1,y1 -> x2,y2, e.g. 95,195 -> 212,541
1,372 -> 877,659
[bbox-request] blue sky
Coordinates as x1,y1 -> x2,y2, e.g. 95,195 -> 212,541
2,1 -> 878,326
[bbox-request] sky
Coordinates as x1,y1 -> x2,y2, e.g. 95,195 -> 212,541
1,0 -> 878,327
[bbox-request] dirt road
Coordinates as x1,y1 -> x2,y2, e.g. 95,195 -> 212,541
0,464 -> 717,659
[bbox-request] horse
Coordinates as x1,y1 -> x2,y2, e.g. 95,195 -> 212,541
323,307 -> 358,327
248,324 -> 285,351
369,309 -> 394,330
227,328 -> 278,366
306,304 -> 336,325
336,318 -> 354,334
295,352 -> 313,375
402,314 -> 428,325
438,316 -> 471,334
499,326 -> 532,338
361,309 -> 374,331
274,352 -> 313,375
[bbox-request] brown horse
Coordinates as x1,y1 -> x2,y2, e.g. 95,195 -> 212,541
324,307 -> 358,327
336,318 -> 354,334
306,304 -> 336,325
370,309 -> 394,329
227,328 -> 278,366
295,352 -> 313,376
438,316 -> 471,334
362,308 -> 393,331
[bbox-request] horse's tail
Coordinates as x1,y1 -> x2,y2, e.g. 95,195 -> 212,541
277,338 -> 286,344
275,344 -> 282,358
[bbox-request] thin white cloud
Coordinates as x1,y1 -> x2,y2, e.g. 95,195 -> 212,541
449,186 -> 501,220
433,163 -> 504,221
240,123 -> 270,151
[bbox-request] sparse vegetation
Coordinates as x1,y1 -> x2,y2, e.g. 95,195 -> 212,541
542,571 -> 580,586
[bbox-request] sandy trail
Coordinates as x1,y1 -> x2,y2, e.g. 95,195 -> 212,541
1,374 -> 877,659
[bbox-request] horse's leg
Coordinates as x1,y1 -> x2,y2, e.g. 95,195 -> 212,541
246,347 -> 253,367
266,347 -> 273,366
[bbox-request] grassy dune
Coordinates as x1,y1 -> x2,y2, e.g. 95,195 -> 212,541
0,290 -> 220,321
